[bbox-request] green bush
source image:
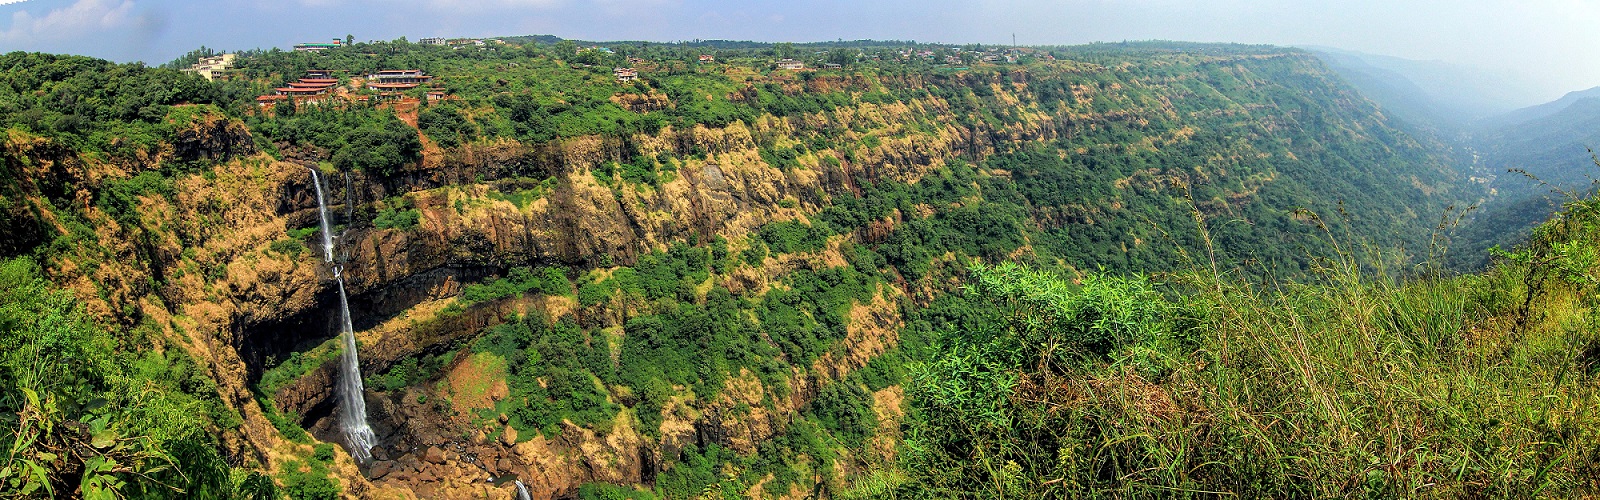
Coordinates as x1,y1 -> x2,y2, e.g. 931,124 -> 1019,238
269,238 -> 307,257
257,339 -> 341,397
805,382 -> 875,447
741,242 -> 768,267
758,147 -> 803,170
0,258 -> 246,497
374,197 -> 421,230
460,266 -> 571,305
759,220 -> 830,254
280,458 -> 340,500
578,279 -> 614,307
96,171 -> 174,227
418,104 -> 476,148
578,483 -> 659,500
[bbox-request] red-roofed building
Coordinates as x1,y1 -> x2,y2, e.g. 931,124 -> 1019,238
275,87 -> 328,95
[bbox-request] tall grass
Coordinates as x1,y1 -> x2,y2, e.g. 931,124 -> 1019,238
1162,263 -> 1600,497
898,194 -> 1600,497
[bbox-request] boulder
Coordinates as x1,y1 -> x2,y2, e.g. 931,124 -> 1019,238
500,425 -> 519,447
368,461 -> 393,480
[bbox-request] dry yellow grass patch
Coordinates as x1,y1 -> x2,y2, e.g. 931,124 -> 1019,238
440,351 -> 509,415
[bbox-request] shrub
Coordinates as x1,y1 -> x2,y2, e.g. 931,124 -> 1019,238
269,238 -> 307,257
280,459 -> 340,500
373,196 -> 421,230
759,220 -> 830,254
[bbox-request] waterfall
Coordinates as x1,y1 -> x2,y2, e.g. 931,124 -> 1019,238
336,278 -> 376,462
514,480 -> 531,500
309,169 -> 335,263
309,167 -> 377,463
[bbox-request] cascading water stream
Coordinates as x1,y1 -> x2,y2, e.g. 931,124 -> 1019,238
514,480 -> 532,500
310,169 -> 335,263
309,168 -> 377,463
335,277 -> 376,462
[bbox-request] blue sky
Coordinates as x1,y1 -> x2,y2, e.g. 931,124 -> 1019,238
0,0 -> 1595,104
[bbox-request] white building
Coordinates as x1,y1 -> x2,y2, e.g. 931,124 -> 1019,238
183,53 -> 237,81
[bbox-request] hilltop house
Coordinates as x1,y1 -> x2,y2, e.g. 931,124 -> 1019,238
698,54 -> 715,63
182,53 -> 237,81
256,94 -> 289,106
776,59 -> 804,70
259,72 -> 341,105
365,69 -> 433,90
614,67 -> 638,83
420,38 -> 447,46
294,39 -> 343,52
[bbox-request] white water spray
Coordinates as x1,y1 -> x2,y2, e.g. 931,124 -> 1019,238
514,480 -> 531,500
309,168 -> 377,463
309,169 -> 335,263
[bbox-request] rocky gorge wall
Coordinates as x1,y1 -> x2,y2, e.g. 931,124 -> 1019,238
1,50 -> 1469,498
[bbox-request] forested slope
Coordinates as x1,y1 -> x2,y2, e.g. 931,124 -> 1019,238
0,40 -> 1498,498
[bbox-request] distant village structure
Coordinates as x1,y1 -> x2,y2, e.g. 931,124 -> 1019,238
257,72 -> 341,106
182,53 -> 236,81
365,69 -> 433,90
294,39 -> 344,52
776,59 -> 805,70
256,66 -> 449,108
613,67 -> 638,83
420,37 -> 486,48
698,54 -> 715,63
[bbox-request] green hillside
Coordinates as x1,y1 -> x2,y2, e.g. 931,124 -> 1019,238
2,38 -> 1584,499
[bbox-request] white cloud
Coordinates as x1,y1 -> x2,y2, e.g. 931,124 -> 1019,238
2,0 -> 135,43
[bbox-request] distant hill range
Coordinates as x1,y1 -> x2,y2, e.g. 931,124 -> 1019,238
1478,86 -> 1600,130
1306,47 -> 1547,134
1311,47 -> 1600,266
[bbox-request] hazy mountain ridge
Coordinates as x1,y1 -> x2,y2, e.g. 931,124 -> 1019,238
1479,86 -> 1600,130
1308,46 -> 1600,268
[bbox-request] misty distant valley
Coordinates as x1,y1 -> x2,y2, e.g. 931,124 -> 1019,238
4,5 -> 1600,499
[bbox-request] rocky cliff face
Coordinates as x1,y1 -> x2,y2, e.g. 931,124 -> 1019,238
3,49 -> 1469,498
195,67 -> 1072,496
240,95 -> 1022,496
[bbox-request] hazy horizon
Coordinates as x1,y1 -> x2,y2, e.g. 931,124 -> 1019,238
0,0 -> 1592,108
